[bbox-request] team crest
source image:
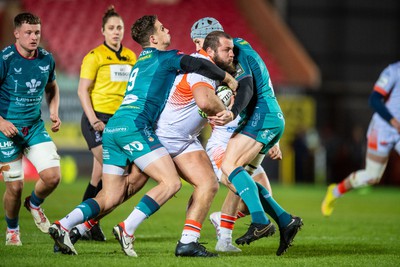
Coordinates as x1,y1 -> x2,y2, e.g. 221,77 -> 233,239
26,79 -> 41,94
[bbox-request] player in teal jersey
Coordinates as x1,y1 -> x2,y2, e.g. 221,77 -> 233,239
49,15 -> 238,256
205,31 -> 303,256
0,13 -> 62,246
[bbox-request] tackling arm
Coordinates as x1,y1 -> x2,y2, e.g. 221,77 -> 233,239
180,55 -> 238,91
230,76 -> 254,119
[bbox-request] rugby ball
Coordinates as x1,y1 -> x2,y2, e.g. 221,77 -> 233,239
216,85 -> 233,106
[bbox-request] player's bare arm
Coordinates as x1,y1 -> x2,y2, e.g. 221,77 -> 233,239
45,80 -> 61,132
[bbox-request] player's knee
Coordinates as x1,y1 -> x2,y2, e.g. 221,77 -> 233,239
39,168 -> 61,188
166,179 -> 182,195
6,181 -> 24,198
203,177 -> 219,196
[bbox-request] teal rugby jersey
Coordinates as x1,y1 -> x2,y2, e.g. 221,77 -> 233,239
0,44 -> 56,126
114,48 -> 183,126
233,38 -> 281,114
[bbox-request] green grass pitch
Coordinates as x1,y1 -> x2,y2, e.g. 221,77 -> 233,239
1,179 -> 400,266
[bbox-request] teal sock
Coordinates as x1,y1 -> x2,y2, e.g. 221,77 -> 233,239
136,195 -> 160,217
78,198 -> 101,221
30,191 -> 44,206
229,167 -> 269,224
5,216 -> 18,229
255,182 -> 291,227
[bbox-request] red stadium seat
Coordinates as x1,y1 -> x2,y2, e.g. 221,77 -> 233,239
22,0 -> 281,80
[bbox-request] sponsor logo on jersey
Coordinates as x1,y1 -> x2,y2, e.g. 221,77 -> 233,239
2,51 -> 14,60
14,68 -> 22,74
1,46 -> 11,53
26,79 -> 42,94
39,65 -> 50,73
235,63 -> 245,78
110,64 -> 132,82
15,96 -> 43,106
237,39 -> 249,46
39,48 -> 49,56
121,94 -> 139,105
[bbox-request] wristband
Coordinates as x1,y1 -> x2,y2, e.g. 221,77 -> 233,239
92,120 -> 101,126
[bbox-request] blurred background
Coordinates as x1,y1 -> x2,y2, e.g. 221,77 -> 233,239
1,0 -> 399,186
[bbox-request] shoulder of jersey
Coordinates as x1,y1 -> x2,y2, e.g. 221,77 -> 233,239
1,46 -> 13,62
38,47 -> 52,57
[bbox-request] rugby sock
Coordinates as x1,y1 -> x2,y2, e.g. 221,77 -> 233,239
180,219 -> 201,244
228,167 -> 269,225
123,195 -> 160,236
95,180 -> 103,195
336,181 -> 348,196
59,199 -> 100,231
82,182 -> 96,201
5,216 -> 18,229
75,219 -> 96,235
219,213 -> 236,240
29,190 -> 44,208
236,211 -> 246,218
256,182 -> 291,228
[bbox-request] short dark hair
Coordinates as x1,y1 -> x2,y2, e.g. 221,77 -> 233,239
102,5 -> 122,30
131,15 -> 157,48
203,31 -> 232,51
14,13 -> 41,28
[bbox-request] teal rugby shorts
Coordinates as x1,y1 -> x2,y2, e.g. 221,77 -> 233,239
0,119 -> 53,162
102,116 -> 163,168
237,110 -> 285,154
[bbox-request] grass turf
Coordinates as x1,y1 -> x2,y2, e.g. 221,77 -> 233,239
1,179 -> 400,266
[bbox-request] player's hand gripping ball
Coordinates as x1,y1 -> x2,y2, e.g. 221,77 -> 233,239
216,85 -> 233,106
198,85 -> 234,118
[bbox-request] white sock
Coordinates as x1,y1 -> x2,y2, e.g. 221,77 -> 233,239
123,208 -> 147,236
219,228 -> 233,241
180,230 -> 200,244
59,208 -> 84,231
75,223 -> 89,235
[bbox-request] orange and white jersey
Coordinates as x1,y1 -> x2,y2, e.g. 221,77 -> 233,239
156,51 -> 217,156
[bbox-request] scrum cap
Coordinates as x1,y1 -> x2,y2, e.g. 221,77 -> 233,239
190,17 -> 224,39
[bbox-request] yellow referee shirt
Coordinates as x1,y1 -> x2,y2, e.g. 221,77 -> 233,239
80,43 -> 137,114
